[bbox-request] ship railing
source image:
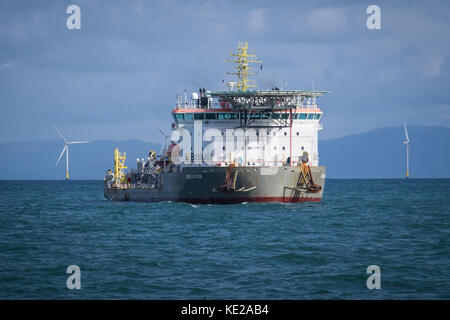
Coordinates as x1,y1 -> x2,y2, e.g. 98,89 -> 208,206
178,159 -> 302,167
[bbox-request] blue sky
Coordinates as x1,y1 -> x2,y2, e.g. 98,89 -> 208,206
0,0 -> 449,143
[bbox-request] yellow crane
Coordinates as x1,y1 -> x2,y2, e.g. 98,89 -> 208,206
114,148 -> 127,186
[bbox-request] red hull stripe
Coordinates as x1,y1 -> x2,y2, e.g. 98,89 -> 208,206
178,197 -> 322,204
120,196 -> 322,204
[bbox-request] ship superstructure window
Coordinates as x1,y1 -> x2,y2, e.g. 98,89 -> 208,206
271,113 -> 280,119
217,113 -> 227,120
172,112 -> 243,120
281,113 -> 289,119
307,113 -> 315,119
315,114 -> 321,119
294,114 -> 299,119
299,113 -> 307,119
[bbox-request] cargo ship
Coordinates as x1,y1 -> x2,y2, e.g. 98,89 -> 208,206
104,42 -> 329,203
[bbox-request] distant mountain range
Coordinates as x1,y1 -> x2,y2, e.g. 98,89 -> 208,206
0,125 -> 448,179
319,125 -> 449,178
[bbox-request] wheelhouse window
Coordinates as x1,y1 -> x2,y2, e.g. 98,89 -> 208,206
299,113 -> 307,119
175,114 -> 184,120
315,114 -> 321,120
271,113 -> 280,119
194,113 -> 205,120
184,113 -> 193,120
217,113 -> 227,120
228,113 -> 238,120
307,113 -> 315,119
281,113 -> 289,120
205,113 -> 216,120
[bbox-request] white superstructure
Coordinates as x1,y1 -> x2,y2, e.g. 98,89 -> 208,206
171,89 -> 326,167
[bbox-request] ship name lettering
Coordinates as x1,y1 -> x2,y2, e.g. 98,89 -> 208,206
186,174 -> 202,179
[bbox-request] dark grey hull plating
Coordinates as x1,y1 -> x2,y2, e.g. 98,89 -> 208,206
104,165 -> 326,204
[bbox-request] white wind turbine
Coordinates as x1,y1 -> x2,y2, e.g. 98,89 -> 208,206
54,125 -> 89,180
402,123 -> 411,179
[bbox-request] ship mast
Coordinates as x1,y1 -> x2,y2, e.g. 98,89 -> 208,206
223,41 -> 262,91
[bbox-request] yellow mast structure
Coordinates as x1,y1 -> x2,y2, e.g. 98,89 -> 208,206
223,41 -> 262,91
114,148 -> 127,186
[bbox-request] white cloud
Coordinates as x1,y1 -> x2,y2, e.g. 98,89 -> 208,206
0,61 -> 14,68
423,56 -> 444,77
306,7 -> 349,35
247,8 -> 267,33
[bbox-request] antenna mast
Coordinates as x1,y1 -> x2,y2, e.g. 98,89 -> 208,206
223,41 -> 262,91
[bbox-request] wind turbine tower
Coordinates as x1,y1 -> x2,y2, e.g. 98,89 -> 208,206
402,123 -> 411,179
54,125 -> 89,180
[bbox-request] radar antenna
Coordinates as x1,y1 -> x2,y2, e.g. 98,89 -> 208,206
223,41 -> 262,91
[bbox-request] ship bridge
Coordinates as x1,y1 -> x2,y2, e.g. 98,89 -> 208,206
207,89 -> 330,128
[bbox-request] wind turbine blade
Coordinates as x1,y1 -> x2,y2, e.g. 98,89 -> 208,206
158,126 -> 168,138
53,124 -> 68,144
68,141 -> 89,144
56,145 -> 67,166
152,120 -> 168,138
404,123 -> 409,142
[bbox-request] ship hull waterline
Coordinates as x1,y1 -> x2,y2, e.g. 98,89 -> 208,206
104,165 -> 326,204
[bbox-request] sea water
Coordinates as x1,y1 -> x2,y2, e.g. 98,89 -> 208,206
0,179 -> 448,299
